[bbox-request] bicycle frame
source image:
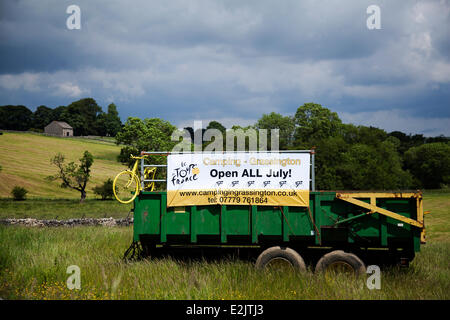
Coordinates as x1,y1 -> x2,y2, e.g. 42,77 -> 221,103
130,158 -> 141,180
142,166 -> 156,191
139,153 -> 166,190
130,155 -> 157,192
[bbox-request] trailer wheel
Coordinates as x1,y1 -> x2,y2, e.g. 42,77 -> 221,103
315,250 -> 366,276
255,246 -> 306,272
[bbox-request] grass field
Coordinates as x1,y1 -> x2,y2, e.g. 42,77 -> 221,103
0,132 -> 128,199
0,190 -> 448,300
0,132 -> 448,299
422,190 -> 449,242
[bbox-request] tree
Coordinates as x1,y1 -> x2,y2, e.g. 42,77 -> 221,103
351,126 -> 387,147
116,117 -> 177,154
341,123 -> 359,144
104,103 -> 122,136
60,98 -> 102,136
0,105 -> 33,130
425,135 -> 449,144
180,123 -> 226,150
47,151 -> 94,202
226,125 -> 258,151
93,178 -> 114,200
203,121 -> 226,150
293,103 -> 342,146
313,136 -> 348,190
33,105 -> 54,129
115,117 -> 177,190
11,186 -> 28,201
388,131 -> 427,155
94,112 -> 107,136
255,112 -> 295,149
183,127 -> 194,142
404,143 -> 450,188
337,140 -> 412,190
52,106 -> 68,121
94,103 -> 122,137
206,121 -> 226,135
115,117 -> 177,165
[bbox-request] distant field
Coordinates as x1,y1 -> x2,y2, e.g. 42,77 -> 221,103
0,132 -> 128,199
422,190 -> 450,242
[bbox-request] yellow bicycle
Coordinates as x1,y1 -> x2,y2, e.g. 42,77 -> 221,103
113,154 -> 157,204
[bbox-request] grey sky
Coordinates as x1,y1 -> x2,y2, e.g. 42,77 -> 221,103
1,0 -> 449,135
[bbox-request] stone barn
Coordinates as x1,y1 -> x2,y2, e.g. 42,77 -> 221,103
44,121 -> 73,137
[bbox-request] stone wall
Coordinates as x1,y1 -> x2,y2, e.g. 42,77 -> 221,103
0,217 -> 133,227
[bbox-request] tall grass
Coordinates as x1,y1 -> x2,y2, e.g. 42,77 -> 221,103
0,187 -> 448,300
0,226 -> 448,300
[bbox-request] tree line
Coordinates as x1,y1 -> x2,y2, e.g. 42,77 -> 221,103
0,98 -> 122,136
2,98 -> 448,191
115,103 -> 450,190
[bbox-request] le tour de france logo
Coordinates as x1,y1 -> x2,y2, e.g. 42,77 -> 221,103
171,162 -> 200,186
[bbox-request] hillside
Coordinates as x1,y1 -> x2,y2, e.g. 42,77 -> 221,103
0,132 -> 128,198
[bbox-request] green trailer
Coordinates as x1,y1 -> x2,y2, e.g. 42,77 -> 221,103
128,151 -> 426,274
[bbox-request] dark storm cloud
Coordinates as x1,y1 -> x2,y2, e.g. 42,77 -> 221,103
0,0 -> 449,135
0,0 -> 385,71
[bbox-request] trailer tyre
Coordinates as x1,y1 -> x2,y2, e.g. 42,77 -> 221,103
255,246 -> 306,272
315,250 -> 366,276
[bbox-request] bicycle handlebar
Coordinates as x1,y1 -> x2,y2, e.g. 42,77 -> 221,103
130,154 -> 147,160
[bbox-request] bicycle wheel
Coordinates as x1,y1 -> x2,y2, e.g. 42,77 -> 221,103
113,171 -> 140,204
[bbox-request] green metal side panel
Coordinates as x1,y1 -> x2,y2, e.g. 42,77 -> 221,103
195,205 -> 220,235
311,193 -> 337,245
224,205 -> 250,236
160,193 -> 167,243
221,205 -> 227,243
166,208 -> 190,236
133,192 -> 163,241
281,206 -> 313,237
382,199 -> 415,238
254,206 -> 282,236
380,215 -> 388,247
134,191 -> 421,251
190,205 -> 197,243
251,205 -> 257,243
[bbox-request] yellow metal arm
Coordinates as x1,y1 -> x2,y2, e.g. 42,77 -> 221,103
336,193 -> 424,229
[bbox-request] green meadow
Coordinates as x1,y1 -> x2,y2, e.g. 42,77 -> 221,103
0,132 -> 448,300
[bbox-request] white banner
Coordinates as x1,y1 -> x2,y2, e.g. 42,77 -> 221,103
167,152 -> 310,207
